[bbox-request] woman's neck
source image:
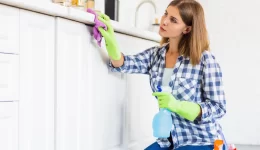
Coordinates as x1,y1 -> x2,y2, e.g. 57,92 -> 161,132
168,37 -> 181,54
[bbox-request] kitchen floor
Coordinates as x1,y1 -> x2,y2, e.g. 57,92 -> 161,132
236,145 -> 260,150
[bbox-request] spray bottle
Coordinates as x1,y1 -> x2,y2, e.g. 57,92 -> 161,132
152,86 -> 173,138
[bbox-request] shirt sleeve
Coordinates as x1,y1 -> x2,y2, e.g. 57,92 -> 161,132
197,52 -> 227,123
108,46 -> 159,74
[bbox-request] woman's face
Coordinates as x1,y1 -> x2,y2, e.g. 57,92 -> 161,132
159,6 -> 191,39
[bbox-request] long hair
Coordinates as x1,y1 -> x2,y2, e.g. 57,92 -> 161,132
160,0 -> 210,65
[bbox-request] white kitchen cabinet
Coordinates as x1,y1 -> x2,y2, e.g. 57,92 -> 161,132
19,10 -> 55,150
56,17 -> 91,150
0,3 -> 161,150
116,34 -> 159,150
0,102 -> 18,150
0,54 -> 19,101
0,4 -> 19,54
56,17 -> 127,150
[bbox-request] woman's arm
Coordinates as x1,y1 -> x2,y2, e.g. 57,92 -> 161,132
97,12 -> 159,74
198,52 -> 227,123
110,53 -> 124,68
109,46 -> 158,74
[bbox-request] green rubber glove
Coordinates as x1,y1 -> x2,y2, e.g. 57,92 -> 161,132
152,92 -> 201,121
97,13 -> 121,60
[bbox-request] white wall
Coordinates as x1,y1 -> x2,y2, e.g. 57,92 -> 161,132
198,0 -> 260,145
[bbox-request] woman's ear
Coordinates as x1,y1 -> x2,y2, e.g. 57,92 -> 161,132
183,26 -> 192,34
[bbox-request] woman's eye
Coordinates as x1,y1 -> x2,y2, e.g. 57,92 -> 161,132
171,18 -> 177,23
164,12 -> 167,16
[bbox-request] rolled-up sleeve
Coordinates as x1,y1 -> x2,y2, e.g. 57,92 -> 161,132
198,53 -> 226,123
109,46 -> 158,74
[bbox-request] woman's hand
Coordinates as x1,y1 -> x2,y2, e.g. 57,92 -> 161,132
97,12 -> 121,60
152,92 -> 178,112
152,92 -> 201,121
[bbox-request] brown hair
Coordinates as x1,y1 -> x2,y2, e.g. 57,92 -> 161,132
160,0 -> 210,65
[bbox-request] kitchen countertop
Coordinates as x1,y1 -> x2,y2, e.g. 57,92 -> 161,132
0,0 -> 161,42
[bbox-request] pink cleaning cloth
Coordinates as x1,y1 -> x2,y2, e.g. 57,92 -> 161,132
87,8 -> 107,47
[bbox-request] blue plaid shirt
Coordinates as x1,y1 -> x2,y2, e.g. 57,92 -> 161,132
109,43 -> 226,149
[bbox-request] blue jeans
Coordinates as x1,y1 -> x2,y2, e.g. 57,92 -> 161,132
144,142 -> 170,150
144,142 -> 214,150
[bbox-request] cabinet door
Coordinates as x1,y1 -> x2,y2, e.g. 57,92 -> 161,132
56,17 -> 126,150
56,17 -> 92,150
0,4 -> 19,54
0,54 -> 19,101
19,10 -> 55,150
0,102 -> 18,150
116,34 -> 159,150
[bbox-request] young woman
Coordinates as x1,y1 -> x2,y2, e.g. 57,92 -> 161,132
98,0 -> 226,149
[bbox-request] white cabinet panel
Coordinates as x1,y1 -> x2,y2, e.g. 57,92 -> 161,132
0,4 -> 19,54
0,102 -> 18,150
56,17 -> 91,150
56,17 -> 127,150
0,54 -> 19,101
19,10 -> 55,150
115,34 -> 159,150
90,35 -> 126,150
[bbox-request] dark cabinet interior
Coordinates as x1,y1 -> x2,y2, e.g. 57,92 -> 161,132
105,0 -> 119,21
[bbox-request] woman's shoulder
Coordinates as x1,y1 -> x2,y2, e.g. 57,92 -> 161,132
200,50 -> 222,71
201,50 -> 218,64
148,42 -> 168,51
142,43 -> 168,57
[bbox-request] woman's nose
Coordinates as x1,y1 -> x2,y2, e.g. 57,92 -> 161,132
163,18 -> 169,26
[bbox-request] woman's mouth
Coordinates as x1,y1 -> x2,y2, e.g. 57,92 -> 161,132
160,26 -> 166,31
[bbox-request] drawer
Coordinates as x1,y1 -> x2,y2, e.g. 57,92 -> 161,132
0,54 -> 19,101
0,4 -> 19,54
0,102 -> 18,150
